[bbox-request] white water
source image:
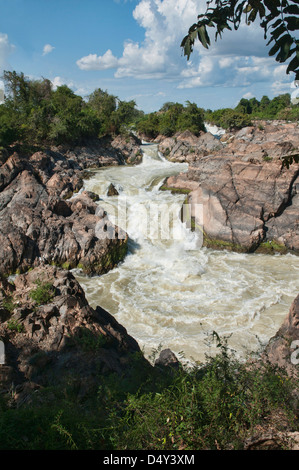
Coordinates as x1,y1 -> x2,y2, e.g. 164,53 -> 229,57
75,144 -> 299,363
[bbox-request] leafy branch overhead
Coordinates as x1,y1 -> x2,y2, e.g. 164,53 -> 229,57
181,0 -> 299,79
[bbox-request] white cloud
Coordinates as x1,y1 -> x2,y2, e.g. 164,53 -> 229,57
0,33 -> 15,70
76,0 -> 293,94
42,44 -> 55,56
242,91 -> 254,99
77,0 -> 201,78
76,49 -> 119,70
51,76 -> 91,97
51,76 -> 71,89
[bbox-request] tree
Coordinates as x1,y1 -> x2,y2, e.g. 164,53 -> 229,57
181,0 -> 299,79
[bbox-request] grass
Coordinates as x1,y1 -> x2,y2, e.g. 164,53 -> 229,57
159,185 -> 191,195
6,318 -> 24,333
256,240 -> 288,255
0,334 -> 298,450
29,279 -> 55,306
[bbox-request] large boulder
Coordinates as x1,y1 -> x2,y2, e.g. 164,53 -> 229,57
166,154 -> 299,253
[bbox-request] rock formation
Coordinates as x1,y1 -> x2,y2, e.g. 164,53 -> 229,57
163,121 -> 299,253
262,294 -> 299,378
0,266 -> 149,403
0,150 -> 128,276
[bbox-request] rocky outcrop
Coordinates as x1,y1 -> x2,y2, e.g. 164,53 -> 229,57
155,130 -> 224,163
110,133 -> 143,165
262,295 -> 299,378
0,266 -> 149,402
156,121 -> 299,165
0,151 -> 128,276
220,121 -> 299,162
164,121 -> 299,254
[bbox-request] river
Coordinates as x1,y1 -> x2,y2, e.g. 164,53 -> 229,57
75,143 -> 299,363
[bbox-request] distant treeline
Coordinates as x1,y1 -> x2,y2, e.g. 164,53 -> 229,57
134,94 -> 298,139
0,71 -> 298,151
0,71 -> 144,149
205,93 -> 299,130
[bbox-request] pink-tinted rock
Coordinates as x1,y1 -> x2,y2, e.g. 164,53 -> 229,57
263,295 -> 299,378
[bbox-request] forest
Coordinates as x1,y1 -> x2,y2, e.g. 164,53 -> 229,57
0,71 -> 298,151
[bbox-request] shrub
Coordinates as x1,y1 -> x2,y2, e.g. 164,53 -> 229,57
29,279 -> 55,306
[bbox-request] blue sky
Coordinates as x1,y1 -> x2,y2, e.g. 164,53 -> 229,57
0,0 -> 296,112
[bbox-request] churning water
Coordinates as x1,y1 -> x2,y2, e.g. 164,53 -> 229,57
75,143 -> 299,363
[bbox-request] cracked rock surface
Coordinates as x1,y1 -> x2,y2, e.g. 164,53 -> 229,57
164,122 -> 299,253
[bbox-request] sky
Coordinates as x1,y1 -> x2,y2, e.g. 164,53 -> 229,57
0,0 -> 297,113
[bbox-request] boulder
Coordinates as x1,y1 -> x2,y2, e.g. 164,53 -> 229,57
154,348 -> 180,371
107,183 -> 119,196
156,130 -> 223,163
167,154 -> 299,253
262,295 -> 299,378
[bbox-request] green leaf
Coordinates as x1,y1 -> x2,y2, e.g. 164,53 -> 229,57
285,16 -> 299,31
271,24 -> 287,41
283,5 -> 299,14
198,25 -> 210,49
269,41 -> 280,56
248,9 -> 258,23
264,0 -> 280,14
286,54 -> 299,74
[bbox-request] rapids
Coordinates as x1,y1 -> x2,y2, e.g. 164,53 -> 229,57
74,143 -> 299,363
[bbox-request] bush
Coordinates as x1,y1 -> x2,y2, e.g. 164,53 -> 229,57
0,334 -> 298,450
29,279 -> 55,306
108,335 -> 299,450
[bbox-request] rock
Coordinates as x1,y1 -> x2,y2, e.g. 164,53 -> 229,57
0,265 -> 150,396
262,295 -> 299,378
156,130 -> 223,163
107,183 -> 119,196
60,138 -> 125,168
161,122 -> 299,254
110,133 -> 143,165
155,348 -> 180,371
244,431 -> 299,450
167,153 -> 299,253
0,155 -> 128,276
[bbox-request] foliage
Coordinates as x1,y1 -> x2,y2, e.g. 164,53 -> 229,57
29,279 -> 55,306
0,71 -> 143,149
181,0 -> 299,79
109,336 -> 299,450
205,92 -> 299,129
136,101 -> 206,138
0,334 -> 297,450
6,318 -> 24,333
2,295 -> 15,314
